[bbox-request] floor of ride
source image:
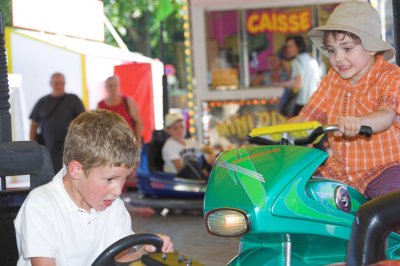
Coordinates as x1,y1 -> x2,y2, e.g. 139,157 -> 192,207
125,204 -> 239,266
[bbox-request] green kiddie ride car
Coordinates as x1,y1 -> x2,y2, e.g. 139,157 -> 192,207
203,122 -> 400,265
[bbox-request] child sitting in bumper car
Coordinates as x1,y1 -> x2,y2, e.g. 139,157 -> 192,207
14,110 -> 173,265
162,112 -> 212,180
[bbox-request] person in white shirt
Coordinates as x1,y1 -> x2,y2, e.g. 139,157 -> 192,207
274,35 -> 321,116
15,110 -> 173,266
162,113 -> 211,179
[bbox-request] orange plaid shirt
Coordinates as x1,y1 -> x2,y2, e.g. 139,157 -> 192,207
300,55 -> 400,192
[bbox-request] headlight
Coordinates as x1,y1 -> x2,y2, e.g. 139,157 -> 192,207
205,209 -> 250,237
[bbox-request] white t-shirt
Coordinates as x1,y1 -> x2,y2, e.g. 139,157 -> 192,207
162,138 -> 202,173
14,168 -> 134,266
291,52 -> 321,106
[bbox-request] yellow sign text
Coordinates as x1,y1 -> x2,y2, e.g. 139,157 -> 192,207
247,9 -> 311,34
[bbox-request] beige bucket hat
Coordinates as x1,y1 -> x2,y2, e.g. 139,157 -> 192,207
308,1 -> 395,60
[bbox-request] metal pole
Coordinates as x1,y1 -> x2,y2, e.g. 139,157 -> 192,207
393,0 -> 400,66
240,10 -> 250,88
0,9 -> 11,143
0,9 -> 10,190
160,21 -> 169,118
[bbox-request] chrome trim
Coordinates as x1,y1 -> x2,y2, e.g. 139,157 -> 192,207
217,162 -> 265,183
323,124 -> 339,133
284,234 -> 292,266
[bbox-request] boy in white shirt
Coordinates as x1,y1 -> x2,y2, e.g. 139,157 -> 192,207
162,113 -> 211,179
14,110 -> 173,266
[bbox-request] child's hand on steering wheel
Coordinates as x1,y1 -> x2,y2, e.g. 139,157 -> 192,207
336,116 -> 362,137
144,233 -> 174,253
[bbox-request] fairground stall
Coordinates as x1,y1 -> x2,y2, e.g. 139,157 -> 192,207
7,0 -> 164,143
5,0 -> 164,188
189,0 -> 395,147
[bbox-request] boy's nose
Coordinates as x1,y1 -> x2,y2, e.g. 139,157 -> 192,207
112,183 -> 123,197
334,51 -> 344,62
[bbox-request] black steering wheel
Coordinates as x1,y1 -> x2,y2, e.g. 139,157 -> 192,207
91,233 -> 163,266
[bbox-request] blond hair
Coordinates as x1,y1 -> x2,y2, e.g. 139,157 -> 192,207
63,110 -> 139,172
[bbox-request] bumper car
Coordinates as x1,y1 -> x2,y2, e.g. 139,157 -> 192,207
122,130 -> 206,210
203,122 -> 400,265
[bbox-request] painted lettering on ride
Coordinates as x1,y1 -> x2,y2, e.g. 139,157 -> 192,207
246,9 -> 312,34
215,111 -> 286,141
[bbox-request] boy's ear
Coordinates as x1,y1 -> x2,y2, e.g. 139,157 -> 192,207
67,160 -> 85,180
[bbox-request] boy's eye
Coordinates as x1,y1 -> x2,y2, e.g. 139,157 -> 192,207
326,49 -> 335,55
106,178 -> 114,182
322,46 -> 335,55
343,47 -> 353,52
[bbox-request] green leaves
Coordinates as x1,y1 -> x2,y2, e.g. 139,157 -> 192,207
103,0 -> 184,64
155,0 -> 174,23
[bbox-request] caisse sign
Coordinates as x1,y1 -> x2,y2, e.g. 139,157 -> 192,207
247,8 -> 312,34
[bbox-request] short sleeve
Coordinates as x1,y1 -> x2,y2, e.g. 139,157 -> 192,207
162,139 -> 181,161
376,66 -> 400,127
14,193 -> 58,260
377,73 -> 400,112
29,99 -> 42,122
290,58 -> 301,80
72,95 -> 85,116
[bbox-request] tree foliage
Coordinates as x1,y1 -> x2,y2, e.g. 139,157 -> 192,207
0,0 -> 11,27
103,0 -> 185,65
0,0 -> 185,65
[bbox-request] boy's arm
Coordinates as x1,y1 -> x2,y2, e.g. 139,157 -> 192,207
360,106 -> 396,132
31,257 -> 56,266
127,98 -> 143,145
274,58 -> 302,89
30,121 -> 38,141
171,159 -> 184,171
286,115 -> 305,123
336,106 -> 396,137
15,196 -> 59,264
274,74 -> 302,90
162,140 -> 184,171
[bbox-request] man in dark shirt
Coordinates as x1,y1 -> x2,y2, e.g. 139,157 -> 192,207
29,72 -> 85,173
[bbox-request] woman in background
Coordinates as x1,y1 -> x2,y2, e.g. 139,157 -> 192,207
98,76 -> 143,144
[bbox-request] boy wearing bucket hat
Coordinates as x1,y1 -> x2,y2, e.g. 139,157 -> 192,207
292,1 -> 400,199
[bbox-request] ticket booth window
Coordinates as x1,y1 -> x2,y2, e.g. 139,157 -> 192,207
204,4 -> 339,91
205,11 -> 241,90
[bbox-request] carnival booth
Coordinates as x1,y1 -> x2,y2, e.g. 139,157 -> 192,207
189,0 -> 394,147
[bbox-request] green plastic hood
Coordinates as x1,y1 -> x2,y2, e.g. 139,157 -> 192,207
204,145 -> 327,213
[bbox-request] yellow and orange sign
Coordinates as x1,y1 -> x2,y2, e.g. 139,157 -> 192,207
247,9 -> 312,34
215,111 -> 286,140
